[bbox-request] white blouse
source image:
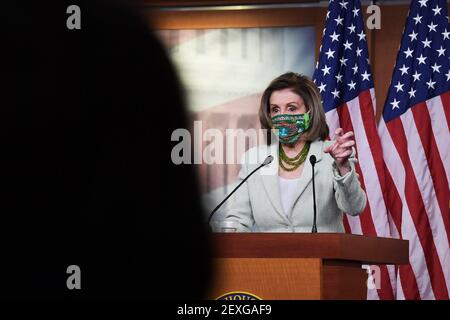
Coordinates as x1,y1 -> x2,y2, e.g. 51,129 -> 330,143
278,176 -> 301,217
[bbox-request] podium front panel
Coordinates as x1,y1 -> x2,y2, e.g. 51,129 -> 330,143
209,258 -> 322,300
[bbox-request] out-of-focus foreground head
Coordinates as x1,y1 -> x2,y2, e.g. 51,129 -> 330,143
0,0 -> 210,299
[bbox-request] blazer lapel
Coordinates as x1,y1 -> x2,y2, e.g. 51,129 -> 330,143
260,143 -> 287,221
287,139 -> 324,217
260,139 -> 325,222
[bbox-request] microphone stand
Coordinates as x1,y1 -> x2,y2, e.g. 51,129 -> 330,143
207,156 -> 273,227
310,155 -> 317,233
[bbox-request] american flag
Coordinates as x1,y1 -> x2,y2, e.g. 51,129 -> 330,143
313,0 -> 397,299
378,0 -> 450,299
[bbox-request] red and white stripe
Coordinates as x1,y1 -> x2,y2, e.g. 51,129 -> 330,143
326,88 -> 397,300
378,92 -> 450,300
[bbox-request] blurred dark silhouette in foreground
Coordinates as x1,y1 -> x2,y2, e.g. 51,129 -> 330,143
0,0 -> 210,299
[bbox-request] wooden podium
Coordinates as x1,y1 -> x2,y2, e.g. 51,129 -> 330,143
208,233 -> 408,300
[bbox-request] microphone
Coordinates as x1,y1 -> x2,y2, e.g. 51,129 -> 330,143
207,155 -> 274,227
262,155 -> 274,166
310,155 -> 318,233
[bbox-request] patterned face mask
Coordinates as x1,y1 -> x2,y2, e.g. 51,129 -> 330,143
271,111 -> 311,145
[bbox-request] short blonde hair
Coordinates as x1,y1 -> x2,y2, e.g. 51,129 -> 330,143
259,72 -> 329,143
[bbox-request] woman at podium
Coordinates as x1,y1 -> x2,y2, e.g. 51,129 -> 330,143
222,72 -> 366,232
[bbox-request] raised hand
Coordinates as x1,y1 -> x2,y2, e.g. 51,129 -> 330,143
324,128 -> 355,175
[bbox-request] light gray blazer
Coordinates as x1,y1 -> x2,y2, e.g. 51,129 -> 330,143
223,139 -> 367,232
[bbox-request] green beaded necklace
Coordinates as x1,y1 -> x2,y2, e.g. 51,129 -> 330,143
279,141 -> 311,172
